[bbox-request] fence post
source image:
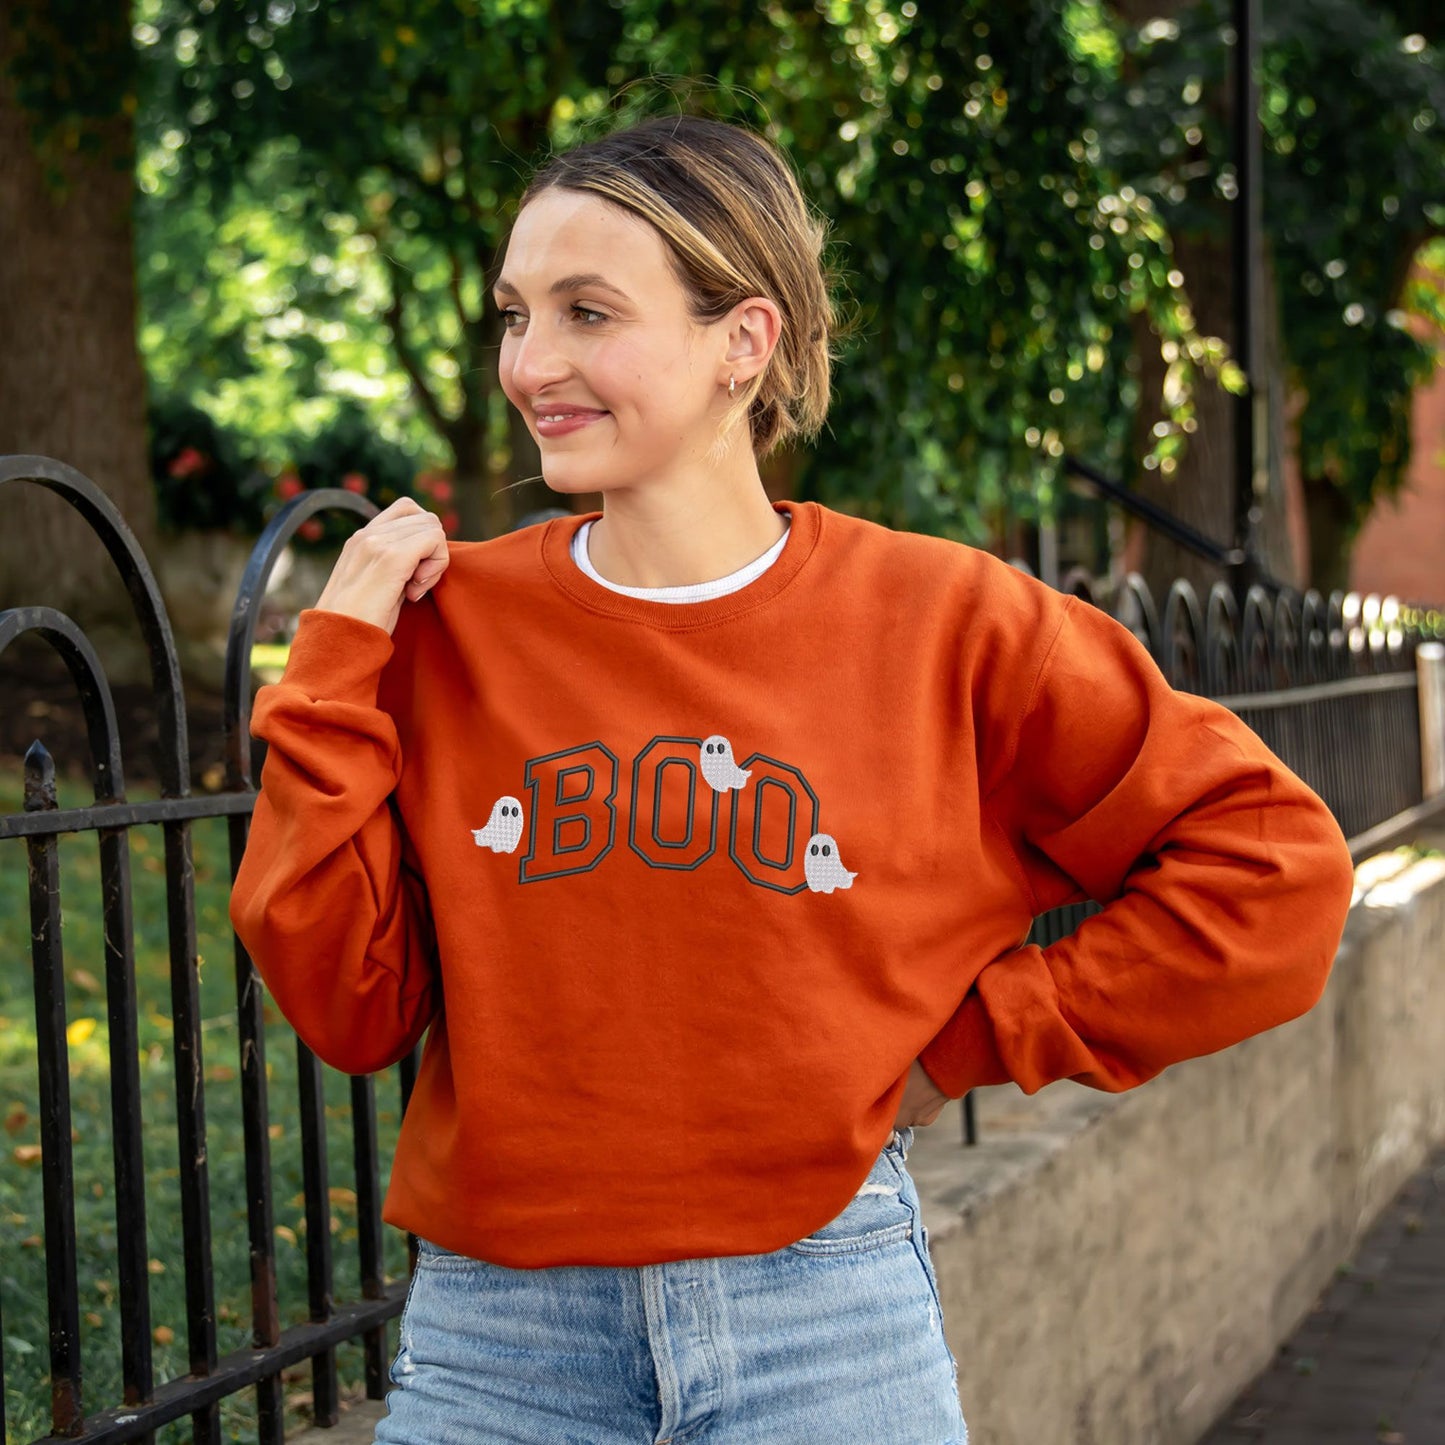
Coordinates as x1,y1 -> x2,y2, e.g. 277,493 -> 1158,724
1419,641 -> 1445,798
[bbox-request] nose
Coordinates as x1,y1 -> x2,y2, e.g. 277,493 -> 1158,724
504,319 -> 571,396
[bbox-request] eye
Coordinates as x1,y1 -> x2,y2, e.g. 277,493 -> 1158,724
823,844 -> 832,856
571,304 -> 607,325
706,743 -> 714,754
810,844 -> 819,856
498,307 -> 526,331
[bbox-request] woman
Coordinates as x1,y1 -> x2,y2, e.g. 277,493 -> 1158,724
230,115 -> 1355,1444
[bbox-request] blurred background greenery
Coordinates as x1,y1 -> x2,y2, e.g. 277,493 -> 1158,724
2,0 -> 1442,608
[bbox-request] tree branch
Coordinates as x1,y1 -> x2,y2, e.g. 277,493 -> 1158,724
380,252 -> 454,442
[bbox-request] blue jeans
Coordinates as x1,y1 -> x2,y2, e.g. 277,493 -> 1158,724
374,1129 -> 967,1443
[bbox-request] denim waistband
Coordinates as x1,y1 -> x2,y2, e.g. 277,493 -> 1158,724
886,1125 -> 915,1159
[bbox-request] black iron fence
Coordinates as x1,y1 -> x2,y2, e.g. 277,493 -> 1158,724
2,455 -> 1442,1442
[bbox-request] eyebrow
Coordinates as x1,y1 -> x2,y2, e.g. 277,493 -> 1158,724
493,272 -> 633,303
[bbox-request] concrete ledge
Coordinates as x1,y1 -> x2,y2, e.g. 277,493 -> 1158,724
289,1397 -> 385,1444
914,841 -> 1445,1445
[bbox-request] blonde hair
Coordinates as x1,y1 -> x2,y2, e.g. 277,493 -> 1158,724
519,115 -> 837,457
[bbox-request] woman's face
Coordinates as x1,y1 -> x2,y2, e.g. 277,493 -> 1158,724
494,189 -> 732,499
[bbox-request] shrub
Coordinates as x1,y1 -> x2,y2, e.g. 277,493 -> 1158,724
148,396 -> 271,535
282,403 -> 451,547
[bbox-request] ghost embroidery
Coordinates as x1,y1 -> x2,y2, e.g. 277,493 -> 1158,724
804,833 -> 857,893
472,796 -> 525,854
699,735 -> 751,792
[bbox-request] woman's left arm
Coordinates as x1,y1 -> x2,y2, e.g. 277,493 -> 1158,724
918,596 -> 1357,1099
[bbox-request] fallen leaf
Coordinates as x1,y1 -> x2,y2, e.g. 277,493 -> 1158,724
148,1258 -> 166,1275
4,1105 -> 28,1136
13,1144 -> 42,1166
275,1225 -> 297,1245
153,1326 -> 174,1346
66,1018 -> 98,1046
205,1065 -> 236,1084
68,968 -> 101,995
85,1312 -> 103,1328
268,1124 -> 284,1140
329,1187 -> 357,1209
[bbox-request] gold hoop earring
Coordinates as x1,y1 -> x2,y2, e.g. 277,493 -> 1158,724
728,375 -> 737,399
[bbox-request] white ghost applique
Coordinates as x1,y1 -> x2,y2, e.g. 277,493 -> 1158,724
804,833 -> 857,893
699,735 -> 751,792
472,796 -> 525,854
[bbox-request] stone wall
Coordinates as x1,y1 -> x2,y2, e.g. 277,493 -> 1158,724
912,843 -> 1445,1445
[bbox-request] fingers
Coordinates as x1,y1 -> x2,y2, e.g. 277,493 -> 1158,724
314,499 -> 451,634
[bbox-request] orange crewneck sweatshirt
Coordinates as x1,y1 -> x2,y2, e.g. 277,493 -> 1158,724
230,501 -> 1356,1268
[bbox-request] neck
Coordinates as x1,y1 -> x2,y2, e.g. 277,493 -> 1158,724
585,457 -> 786,590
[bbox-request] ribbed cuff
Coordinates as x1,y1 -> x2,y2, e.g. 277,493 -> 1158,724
280,609 -> 396,707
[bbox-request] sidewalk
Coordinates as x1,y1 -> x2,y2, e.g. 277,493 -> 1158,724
1200,1148 -> 1445,1444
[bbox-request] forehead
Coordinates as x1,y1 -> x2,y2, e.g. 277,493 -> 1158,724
500,189 -> 676,293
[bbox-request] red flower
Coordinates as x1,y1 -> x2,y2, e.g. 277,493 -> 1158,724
441,509 -> 460,537
276,473 -> 304,500
341,471 -> 368,493
167,446 -> 206,480
416,470 -> 454,503
298,519 -> 324,542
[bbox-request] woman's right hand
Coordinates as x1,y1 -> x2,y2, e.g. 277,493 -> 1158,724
313,497 -> 450,635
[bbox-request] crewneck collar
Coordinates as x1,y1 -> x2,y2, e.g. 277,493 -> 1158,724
540,501 -> 822,629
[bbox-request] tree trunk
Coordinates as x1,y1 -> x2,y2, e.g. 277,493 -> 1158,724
1125,229 -> 1298,602
1301,473 -> 1355,597
0,6 -> 154,635
493,403 -> 551,532
453,419 -> 488,543
1113,0 -> 1297,604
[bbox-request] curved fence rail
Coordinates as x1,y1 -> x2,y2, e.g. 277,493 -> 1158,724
1,458 -> 399,1445
1,457 -> 1441,1437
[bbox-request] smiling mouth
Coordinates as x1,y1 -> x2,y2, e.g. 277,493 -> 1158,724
534,408 -> 609,437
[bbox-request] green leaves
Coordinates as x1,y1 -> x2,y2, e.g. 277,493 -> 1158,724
118,0 -> 1442,553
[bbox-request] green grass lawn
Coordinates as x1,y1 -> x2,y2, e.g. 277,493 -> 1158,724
1,769 -> 408,1443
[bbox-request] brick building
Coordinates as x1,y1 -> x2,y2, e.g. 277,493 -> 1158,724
1348,331 -> 1445,606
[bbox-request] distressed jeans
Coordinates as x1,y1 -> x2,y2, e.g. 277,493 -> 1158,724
373,1128 -> 968,1444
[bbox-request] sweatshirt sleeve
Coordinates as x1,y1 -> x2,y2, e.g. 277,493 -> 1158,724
918,596 -> 1356,1098
229,609 -> 441,1076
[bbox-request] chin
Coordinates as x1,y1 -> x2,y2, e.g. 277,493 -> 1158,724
540,468 -> 611,497
538,460 -> 631,498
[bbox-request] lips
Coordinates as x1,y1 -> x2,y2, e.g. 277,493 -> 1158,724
533,405 -> 609,438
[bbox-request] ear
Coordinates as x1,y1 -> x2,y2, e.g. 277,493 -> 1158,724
720,297 -> 783,387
